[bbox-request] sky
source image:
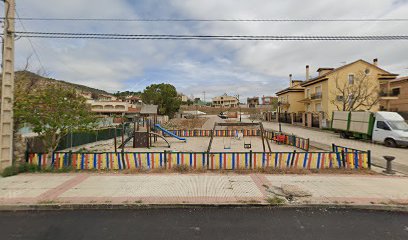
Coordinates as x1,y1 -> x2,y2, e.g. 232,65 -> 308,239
5,0 -> 408,100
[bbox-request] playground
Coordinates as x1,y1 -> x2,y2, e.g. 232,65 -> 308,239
66,119 -> 304,153
27,115 -> 371,171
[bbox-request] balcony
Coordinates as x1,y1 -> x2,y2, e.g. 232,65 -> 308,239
310,92 -> 322,100
379,91 -> 399,100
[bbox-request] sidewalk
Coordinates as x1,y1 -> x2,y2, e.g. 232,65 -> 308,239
1,173 -> 408,208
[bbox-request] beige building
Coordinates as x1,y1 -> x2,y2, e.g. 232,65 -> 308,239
212,94 -> 239,108
380,76 -> 408,117
299,59 -> 397,120
261,96 -> 277,105
247,97 -> 260,108
275,74 -> 305,113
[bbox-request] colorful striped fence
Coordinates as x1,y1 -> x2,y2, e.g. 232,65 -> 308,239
167,129 -> 260,137
27,153 -> 49,169
264,130 -> 310,151
27,148 -> 370,171
332,144 -> 371,169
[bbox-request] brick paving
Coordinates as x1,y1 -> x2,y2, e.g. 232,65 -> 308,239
0,173 -> 407,206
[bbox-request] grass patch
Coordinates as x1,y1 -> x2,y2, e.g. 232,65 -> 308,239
266,196 -> 286,205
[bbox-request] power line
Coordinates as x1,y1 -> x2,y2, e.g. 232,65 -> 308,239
8,32 -> 408,41
14,10 -> 47,74
2,17 -> 408,22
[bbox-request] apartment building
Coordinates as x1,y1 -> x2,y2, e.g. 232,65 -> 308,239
275,74 -> 305,113
261,96 -> 277,105
299,59 -> 397,119
212,94 -> 239,108
380,76 -> 408,118
273,59 -> 398,128
247,97 -> 260,108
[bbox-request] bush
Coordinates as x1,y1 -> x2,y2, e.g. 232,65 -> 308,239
17,163 -> 39,173
1,163 -> 46,177
1,166 -> 19,177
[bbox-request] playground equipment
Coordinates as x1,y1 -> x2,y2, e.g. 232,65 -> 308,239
207,122 -> 271,152
154,124 -> 187,142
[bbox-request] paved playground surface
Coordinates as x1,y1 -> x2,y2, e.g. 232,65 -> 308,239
1,173 -> 407,207
66,137 -> 299,153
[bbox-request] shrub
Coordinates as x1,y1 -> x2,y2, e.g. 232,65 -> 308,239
1,165 -> 19,177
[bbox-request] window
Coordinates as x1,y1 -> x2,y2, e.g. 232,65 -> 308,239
348,74 -> 355,84
336,95 -> 344,101
388,121 -> 408,131
364,68 -> 370,75
306,89 -> 311,98
392,88 -> 400,96
315,103 -> 322,112
376,121 -> 391,131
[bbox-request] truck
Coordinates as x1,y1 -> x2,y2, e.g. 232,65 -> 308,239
331,111 -> 408,147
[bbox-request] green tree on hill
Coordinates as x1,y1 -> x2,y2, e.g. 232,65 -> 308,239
142,83 -> 181,117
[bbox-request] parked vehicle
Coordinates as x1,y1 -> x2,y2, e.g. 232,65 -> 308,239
331,111 -> 408,147
218,112 -> 228,119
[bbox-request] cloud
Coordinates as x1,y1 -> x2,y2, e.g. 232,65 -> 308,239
12,0 -> 408,99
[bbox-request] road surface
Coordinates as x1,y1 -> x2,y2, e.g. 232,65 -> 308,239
0,208 -> 407,240
260,121 -> 408,174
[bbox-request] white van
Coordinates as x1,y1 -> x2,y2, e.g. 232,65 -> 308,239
372,112 -> 408,147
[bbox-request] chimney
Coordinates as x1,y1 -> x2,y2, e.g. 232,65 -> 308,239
289,74 -> 293,87
306,65 -> 310,81
373,58 -> 378,66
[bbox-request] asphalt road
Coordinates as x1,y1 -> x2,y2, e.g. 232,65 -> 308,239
260,121 -> 408,174
0,208 -> 407,240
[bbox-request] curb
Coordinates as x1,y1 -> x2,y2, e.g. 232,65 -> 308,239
1,202 -> 407,213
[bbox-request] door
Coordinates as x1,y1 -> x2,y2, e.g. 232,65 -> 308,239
372,120 -> 392,143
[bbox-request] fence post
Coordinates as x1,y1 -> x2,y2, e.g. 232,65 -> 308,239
206,152 -> 210,170
331,143 -> 336,152
164,150 -> 167,169
249,150 -> 253,169
367,150 -> 371,169
290,150 -> 297,167
341,150 -> 346,168
68,150 -> 73,166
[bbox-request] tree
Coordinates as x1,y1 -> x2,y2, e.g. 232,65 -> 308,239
330,71 -> 380,111
142,83 -> 181,117
14,85 -> 97,153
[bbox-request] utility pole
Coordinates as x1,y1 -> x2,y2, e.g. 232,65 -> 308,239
0,0 -> 16,170
203,91 -> 206,105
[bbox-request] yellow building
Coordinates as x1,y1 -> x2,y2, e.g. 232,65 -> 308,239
275,75 -> 305,113
300,59 -> 397,120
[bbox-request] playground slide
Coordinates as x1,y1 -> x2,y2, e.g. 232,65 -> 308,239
154,124 -> 187,142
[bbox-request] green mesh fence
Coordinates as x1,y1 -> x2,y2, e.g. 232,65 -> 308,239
56,127 -> 124,151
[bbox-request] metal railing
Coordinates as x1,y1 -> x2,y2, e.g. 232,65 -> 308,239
310,92 -> 322,100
